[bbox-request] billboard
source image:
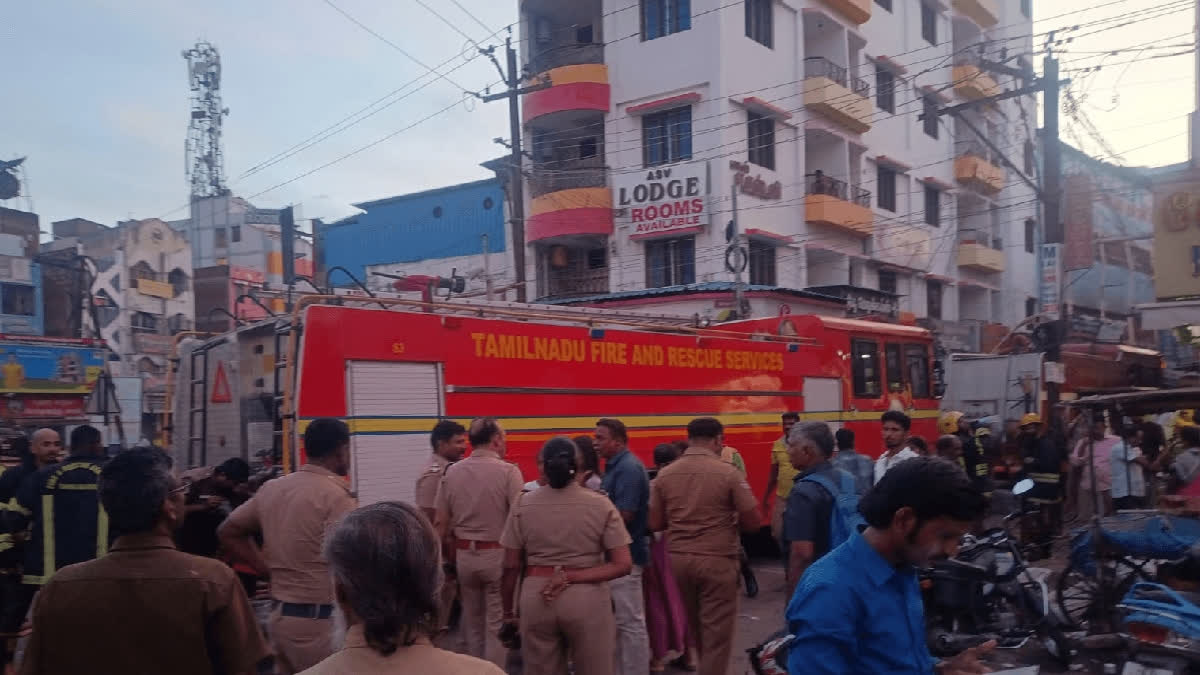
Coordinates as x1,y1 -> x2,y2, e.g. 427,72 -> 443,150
1039,243 -> 1062,319
1063,174 -> 1095,271
1152,175 -> 1200,301
0,342 -> 106,394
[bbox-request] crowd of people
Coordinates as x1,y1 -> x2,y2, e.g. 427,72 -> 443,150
0,405 -> 1194,674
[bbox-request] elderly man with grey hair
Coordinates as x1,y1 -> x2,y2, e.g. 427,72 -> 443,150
300,501 -> 505,675
782,421 -> 856,597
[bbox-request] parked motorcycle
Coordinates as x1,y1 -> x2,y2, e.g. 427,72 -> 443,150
1119,551 -> 1200,674
922,479 -> 1075,667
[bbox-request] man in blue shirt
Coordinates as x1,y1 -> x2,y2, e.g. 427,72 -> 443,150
831,428 -> 874,496
786,457 -> 993,674
596,418 -> 651,675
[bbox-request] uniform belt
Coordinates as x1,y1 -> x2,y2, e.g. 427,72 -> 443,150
455,539 -> 502,551
525,565 -> 587,577
279,602 -> 334,619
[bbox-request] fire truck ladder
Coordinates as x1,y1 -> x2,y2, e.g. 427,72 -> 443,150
186,346 -> 209,468
272,319 -> 295,463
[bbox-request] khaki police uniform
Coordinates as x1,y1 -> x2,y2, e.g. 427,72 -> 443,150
650,448 -> 758,675
435,449 -> 523,667
500,482 -> 631,675
224,464 -> 357,675
416,453 -> 457,631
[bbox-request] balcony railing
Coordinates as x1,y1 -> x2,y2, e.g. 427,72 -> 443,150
542,269 -> 610,298
804,56 -> 869,98
956,138 -> 992,162
529,42 -> 605,74
528,159 -> 607,198
805,173 -> 871,207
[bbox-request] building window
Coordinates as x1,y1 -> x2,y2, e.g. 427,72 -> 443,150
747,112 -> 775,170
168,313 -> 191,334
580,137 -> 598,159
922,97 -> 939,138
132,311 -> 158,333
0,284 -> 34,317
927,280 -> 943,319
877,165 -> 897,212
851,339 -> 881,398
433,206 -> 443,218
168,268 -> 189,296
875,65 -> 895,113
1025,218 -> 1036,253
878,269 -> 897,294
1026,297 -> 1037,317
1020,0 -> 1031,18
921,3 -> 937,45
1024,140 -> 1035,175
231,225 -> 241,243
643,106 -> 693,167
642,0 -> 690,41
748,240 -> 776,285
876,0 -> 892,10
130,261 -> 155,282
587,248 -> 607,269
577,24 -> 594,43
924,186 -> 940,226
214,227 -> 228,249
745,0 -> 772,48
645,236 -> 695,287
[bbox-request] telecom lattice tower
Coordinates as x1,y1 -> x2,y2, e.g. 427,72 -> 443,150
182,41 -> 229,199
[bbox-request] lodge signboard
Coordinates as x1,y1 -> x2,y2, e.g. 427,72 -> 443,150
614,162 -> 709,237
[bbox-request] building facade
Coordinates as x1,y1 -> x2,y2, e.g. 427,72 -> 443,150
317,178 -> 514,297
45,218 -> 195,431
0,207 -> 46,336
516,0 -> 1039,341
177,195 -> 313,290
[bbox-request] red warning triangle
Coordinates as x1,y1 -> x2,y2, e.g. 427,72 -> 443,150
211,362 -> 232,403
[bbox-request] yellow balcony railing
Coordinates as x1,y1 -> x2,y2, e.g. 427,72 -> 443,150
953,0 -> 999,28
957,242 -> 1005,273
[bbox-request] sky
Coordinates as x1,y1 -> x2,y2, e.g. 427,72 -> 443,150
1,0 -> 1195,229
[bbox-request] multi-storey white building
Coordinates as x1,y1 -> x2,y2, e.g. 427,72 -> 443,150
519,0 -> 1040,350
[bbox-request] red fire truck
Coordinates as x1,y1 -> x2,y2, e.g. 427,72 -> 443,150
270,298 -> 939,506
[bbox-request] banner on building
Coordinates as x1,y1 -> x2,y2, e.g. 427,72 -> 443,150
1,396 -> 87,420
137,278 -> 174,299
1039,243 -> 1062,319
0,342 -> 105,394
1063,174 -> 1095,271
1152,175 -> 1200,301
134,333 -> 173,355
614,162 -> 709,237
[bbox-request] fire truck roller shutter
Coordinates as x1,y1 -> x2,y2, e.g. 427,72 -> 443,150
803,378 -> 843,431
345,361 -> 443,505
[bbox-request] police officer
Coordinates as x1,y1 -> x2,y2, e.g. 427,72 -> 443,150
415,419 -> 467,634
15,425 -> 107,591
435,417 -> 523,668
499,437 -> 632,675
219,417 -> 357,674
649,417 -> 759,675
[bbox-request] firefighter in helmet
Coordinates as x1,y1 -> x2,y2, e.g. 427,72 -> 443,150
939,411 -> 990,498
1018,413 -> 1065,557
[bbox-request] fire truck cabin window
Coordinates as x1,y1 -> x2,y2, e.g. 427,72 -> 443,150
885,344 -> 903,394
905,345 -> 930,398
851,339 -> 881,398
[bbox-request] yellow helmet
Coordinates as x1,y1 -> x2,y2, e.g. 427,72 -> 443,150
939,411 -> 965,435
975,426 -> 992,438
1179,410 -> 1197,427
1020,413 -> 1042,427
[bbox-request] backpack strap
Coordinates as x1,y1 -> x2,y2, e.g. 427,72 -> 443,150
801,472 -> 840,499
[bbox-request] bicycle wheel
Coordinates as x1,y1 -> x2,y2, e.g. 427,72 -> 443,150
1056,558 -> 1147,631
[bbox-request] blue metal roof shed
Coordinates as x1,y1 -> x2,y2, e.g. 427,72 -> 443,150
318,178 -> 505,285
